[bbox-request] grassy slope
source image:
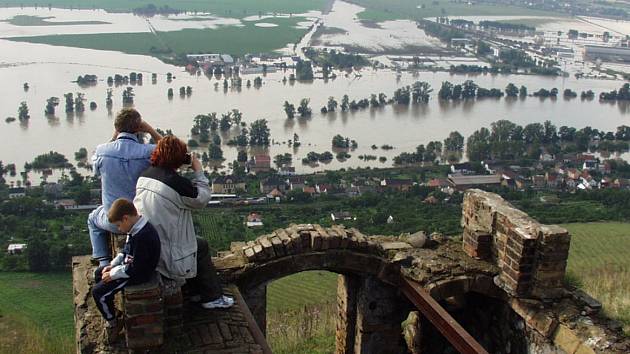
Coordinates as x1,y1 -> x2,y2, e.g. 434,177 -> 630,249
0,272 -> 74,354
348,0 -> 562,22
8,17 -> 308,57
0,0 -> 328,17
562,222 -> 630,333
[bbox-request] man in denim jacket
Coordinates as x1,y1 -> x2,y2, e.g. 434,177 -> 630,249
88,108 -> 162,266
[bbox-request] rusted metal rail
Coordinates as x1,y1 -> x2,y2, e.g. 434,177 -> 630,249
401,277 -> 490,354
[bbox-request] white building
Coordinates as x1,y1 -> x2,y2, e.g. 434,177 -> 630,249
7,243 -> 27,255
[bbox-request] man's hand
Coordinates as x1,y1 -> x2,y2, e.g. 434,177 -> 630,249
102,271 -> 113,283
191,153 -> 202,172
137,120 -> 153,133
102,265 -> 113,275
137,120 -> 163,143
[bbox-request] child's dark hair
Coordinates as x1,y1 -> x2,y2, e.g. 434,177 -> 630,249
108,198 -> 138,223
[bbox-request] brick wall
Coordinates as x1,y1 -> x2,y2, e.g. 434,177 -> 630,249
123,273 -> 165,349
462,189 -> 571,299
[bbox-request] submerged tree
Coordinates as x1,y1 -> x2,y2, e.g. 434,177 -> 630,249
64,93 -> 74,113
106,89 -> 113,107
249,119 -> 270,146
74,92 -> 86,112
298,98 -> 312,117
284,101 -> 296,119
44,97 -> 59,115
411,81 -> 432,103
18,101 -> 30,121
341,95 -> 350,111
122,87 -> 134,105
327,97 -> 338,112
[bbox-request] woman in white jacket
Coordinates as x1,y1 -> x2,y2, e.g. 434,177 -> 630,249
134,136 -> 233,309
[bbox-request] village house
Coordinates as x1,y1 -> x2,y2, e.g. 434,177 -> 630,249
539,152 -> 555,162
287,176 -> 305,191
451,163 -> 475,175
55,199 -> 77,209
7,243 -> 27,255
186,53 -> 234,67
566,168 -> 581,180
545,172 -> 561,189
316,184 -> 333,194
531,175 -> 546,189
331,211 -> 354,222
614,178 -> 630,189
267,188 -> 284,200
380,178 -> 413,192
8,187 -> 26,199
249,155 -> 271,174
448,174 -> 501,191
260,176 -> 286,194
423,195 -> 439,204
43,182 -> 63,198
566,178 -> 578,190
212,175 -> 246,194
245,212 -> 263,228
278,166 -> 296,176
302,186 -> 317,196
427,178 -> 450,189
598,161 -> 612,174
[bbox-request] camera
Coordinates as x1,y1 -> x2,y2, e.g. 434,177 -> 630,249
183,153 -> 192,165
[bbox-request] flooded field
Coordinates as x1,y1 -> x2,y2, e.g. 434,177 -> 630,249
312,1 -> 444,53
2,37 -> 630,183
2,1 -> 630,184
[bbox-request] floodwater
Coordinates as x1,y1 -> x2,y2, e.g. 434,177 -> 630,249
2,6 -> 630,184
313,1 -> 443,52
2,38 -> 630,183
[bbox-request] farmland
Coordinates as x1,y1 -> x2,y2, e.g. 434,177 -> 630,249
9,16 -> 310,58
562,222 -> 630,334
0,272 -> 74,354
350,0 -> 561,22
0,0 -> 329,17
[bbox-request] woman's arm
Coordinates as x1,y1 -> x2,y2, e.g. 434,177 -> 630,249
180,155 -> 212,209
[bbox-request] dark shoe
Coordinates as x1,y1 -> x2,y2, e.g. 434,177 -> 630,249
102,320 -> 122,345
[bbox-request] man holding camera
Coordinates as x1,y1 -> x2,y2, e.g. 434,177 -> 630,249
88,108 -> 163,267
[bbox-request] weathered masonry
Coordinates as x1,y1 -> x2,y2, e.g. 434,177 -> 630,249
73,190 -> 629,353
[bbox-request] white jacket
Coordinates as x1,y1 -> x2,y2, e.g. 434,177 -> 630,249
134,169 -> 211,282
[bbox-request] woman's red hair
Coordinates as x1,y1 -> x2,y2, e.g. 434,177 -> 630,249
151,136 -> 187,170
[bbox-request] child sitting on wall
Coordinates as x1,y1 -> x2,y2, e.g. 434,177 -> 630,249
92,198 -> 161,343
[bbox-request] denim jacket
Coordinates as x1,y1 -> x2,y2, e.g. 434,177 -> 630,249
92,133 -> 155,211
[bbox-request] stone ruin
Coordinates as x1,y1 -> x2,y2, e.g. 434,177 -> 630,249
73,189 -> 629,353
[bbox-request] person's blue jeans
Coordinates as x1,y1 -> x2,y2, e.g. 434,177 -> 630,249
88,206 -> 120,266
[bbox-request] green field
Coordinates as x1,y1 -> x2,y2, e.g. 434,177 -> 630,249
267,271 -> 338,353
562,222 -> 630,333
2,15 -> 110,26
495,18 -> 559,28
268,271 -> 338,312
349,0 -> 563,22
9,17 -> 309,57
0,272 -> 74,354
0,0 -> 329,18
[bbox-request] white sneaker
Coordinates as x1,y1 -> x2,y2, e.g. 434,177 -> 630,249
200,295 -> 234,309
